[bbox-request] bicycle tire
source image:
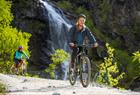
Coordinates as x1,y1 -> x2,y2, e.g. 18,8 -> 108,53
80,56 -> 91,87
69,61 -> 77,86
20,62 -> 27,75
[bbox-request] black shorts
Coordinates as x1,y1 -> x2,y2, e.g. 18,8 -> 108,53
14,59 -> 21,65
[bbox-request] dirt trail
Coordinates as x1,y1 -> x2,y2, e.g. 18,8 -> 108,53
0,73 -> 140,95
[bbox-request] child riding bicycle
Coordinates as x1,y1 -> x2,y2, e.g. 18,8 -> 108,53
13,46 -> 29,73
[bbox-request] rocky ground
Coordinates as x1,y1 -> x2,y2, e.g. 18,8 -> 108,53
0,73 -> 140,95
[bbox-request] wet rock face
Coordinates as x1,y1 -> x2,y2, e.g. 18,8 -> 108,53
91,0 -> 140,51
12,0 -> 48,65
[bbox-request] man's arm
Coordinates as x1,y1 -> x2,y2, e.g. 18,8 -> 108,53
86,28 -> 98,47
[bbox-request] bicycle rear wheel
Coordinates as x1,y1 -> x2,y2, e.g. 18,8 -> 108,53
69,61 -> 77,86
20,62 -> 27,75
80,56 -> 91,87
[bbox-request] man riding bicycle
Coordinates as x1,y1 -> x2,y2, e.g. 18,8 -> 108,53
13,46 -> 29,72
68,14 -> 98,67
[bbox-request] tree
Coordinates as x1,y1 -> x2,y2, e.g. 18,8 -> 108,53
0,0 -> 13,28
0,0 -> 31,73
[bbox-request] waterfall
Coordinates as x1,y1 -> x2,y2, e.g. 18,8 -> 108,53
38,0 -> 72,78
40,0 -> 72,52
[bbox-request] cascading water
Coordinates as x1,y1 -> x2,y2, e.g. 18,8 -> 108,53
40,0 -> 72,51
39,0 -> 72,79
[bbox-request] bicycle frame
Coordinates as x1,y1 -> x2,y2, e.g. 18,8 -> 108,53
75,44 -> 92,64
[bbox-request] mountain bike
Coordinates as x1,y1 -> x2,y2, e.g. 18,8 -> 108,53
10,59 -> 27,75
69,44 -> 92,87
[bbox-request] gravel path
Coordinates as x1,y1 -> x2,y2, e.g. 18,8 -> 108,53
0,73 -> 140,95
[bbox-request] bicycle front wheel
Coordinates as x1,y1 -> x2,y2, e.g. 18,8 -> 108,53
69,61 -> 77,86
10,64 -> 17,74
80,56 -> 91,87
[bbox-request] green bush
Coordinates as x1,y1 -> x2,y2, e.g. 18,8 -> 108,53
97,43 -> 124,87
133,51 -> 140,63
117,51 -> 140,88
0,27 -> 31,73
0,0 -> 31,73
115,50 -> 132,72
0,0 -> 13,28
127,51 -> 140,79
45,49 -> 70,78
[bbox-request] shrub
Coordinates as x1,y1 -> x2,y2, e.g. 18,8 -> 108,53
97,43 -> 124,87
0,0 -> 13,28
127,51 -> 140,79
45,49 -> 70,78
115,50 -> 132,72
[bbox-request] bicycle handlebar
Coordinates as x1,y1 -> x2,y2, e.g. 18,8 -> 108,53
75,44 -> 93,48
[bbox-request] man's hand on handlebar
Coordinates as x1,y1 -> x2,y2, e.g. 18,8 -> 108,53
69,43 -> 76,48
93,42 -> 98,48
69,42 -> 98,48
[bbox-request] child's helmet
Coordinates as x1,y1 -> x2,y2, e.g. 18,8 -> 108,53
18,46 -> 23,50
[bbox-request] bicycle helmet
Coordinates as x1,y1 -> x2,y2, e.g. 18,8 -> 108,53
18,46 -> 23,50
77,14 -> 86,19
